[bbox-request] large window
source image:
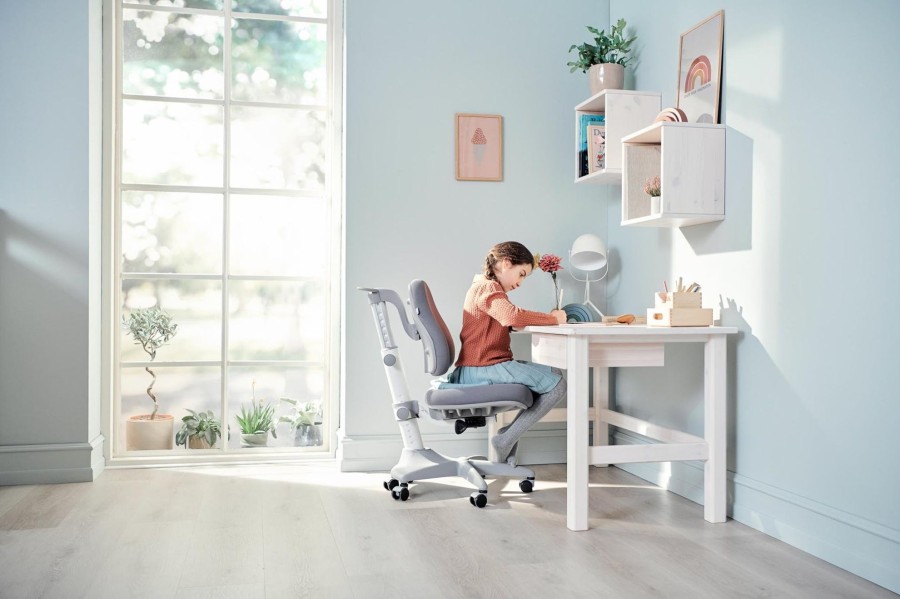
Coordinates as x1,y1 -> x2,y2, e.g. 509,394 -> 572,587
110,0 -> 341,459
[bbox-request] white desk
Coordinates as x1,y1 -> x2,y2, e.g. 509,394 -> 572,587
524,324 -> 737,531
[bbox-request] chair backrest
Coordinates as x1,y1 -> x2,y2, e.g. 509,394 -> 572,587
408,280 -> 455,376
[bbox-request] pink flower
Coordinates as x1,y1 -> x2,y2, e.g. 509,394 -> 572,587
538,253 -> 563,273
537,253 -> 564,309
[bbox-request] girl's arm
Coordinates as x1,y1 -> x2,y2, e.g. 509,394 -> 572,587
481,289 -> 561,328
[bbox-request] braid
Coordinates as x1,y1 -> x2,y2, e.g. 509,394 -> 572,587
482,241 -> 535,280
483,253 -> 499,280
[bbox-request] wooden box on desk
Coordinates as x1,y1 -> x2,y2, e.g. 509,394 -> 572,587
647,291 -> 713,327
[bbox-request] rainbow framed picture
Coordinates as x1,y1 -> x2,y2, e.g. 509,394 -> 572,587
677,10 -> 724,124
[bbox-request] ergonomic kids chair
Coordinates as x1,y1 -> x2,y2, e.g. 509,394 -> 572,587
361,279 -> 537,508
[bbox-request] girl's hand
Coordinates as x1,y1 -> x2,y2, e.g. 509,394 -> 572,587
550,309 -> 567,324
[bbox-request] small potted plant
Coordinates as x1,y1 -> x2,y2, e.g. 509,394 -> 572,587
567,19 -> 637,95
279,398 -> 323,447
235,381 -> 277,447
175,409 -> 224,449
123,306 -> 178,450
644,175 -> 661,214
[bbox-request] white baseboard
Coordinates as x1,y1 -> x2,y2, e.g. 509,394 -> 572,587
0,434 -> 106,486
338,428 -> 566,472
613,430 -> 900,594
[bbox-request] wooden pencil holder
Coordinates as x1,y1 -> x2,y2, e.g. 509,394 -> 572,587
648,291 -> 712,327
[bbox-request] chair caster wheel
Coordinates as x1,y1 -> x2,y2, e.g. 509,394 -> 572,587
469,492 -> 488,508
519,478 -> 534,493
384,478 -> 399,492
391,484 -> 409,501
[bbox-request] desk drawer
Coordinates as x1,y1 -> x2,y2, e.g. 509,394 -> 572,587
531,336 -> 664,368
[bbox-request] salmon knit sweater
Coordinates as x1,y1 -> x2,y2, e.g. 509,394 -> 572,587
455,275 -> 559,367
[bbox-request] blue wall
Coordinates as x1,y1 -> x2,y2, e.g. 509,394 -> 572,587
609,0 -> 900,592
342,0 -> 609,467
0,0 -> 103,483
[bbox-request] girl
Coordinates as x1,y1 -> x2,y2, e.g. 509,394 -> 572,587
446,241 -> 567,463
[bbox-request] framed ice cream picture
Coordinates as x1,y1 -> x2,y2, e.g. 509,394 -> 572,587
677,10 -> 724,124
456,113 -> 503,181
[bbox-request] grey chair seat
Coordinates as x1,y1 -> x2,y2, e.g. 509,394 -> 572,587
425,384 -> 533,420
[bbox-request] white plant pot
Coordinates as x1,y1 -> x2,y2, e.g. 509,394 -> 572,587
651,196 -> 661,214
240,432 -> 269,447
588,63 -> 625,95
126,414 -> 175,450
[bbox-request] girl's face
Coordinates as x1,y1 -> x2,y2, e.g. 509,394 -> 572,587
494,259 -> 533,292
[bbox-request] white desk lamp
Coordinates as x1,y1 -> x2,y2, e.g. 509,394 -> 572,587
569,233 -> 608,319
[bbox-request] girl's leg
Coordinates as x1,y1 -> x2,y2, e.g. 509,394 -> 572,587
491,369 -> 566,462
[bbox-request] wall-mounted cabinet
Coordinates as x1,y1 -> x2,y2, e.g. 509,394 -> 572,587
574,90 -> 661,184
621,121 -> 725,227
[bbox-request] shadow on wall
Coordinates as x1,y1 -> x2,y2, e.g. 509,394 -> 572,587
682,126 -> 753,255
0,209 -> 88,443
717,294 -> 807,485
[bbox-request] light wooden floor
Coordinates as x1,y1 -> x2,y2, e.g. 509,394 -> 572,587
0,463 -> 893,599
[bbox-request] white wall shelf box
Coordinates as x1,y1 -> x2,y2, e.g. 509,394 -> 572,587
621,121 -> 725,227
574,90 -> 661,184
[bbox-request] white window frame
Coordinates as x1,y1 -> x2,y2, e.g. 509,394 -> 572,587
101,0 -> 344,466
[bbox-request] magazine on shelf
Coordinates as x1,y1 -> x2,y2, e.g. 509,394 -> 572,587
587,124 -> 606,174
578,113 -> 605,177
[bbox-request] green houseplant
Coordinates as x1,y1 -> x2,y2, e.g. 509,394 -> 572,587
279,398 -> 323,447
175,409 -> 224,449
567,20 -> 636,94
123,306 -> 178,450
235,381 -> 277,447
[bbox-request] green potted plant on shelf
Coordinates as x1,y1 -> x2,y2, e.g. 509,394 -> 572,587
123,306 -> 178,450
279,398 -> 323,447
235,381 -> 277,447
567,19 -> 636,95
175,409 -> 224,449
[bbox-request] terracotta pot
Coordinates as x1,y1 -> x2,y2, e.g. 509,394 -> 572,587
187,436 -> 215,449
126,414 -> 175,450
588,63 -> 625,95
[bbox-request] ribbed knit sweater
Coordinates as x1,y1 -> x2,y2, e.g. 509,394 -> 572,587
455,275 -> 559,367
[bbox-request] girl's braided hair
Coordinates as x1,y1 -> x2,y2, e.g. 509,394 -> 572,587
483,241 -> 536,281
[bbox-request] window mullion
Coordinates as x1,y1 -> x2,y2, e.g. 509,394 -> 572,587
221,0 -> 233,451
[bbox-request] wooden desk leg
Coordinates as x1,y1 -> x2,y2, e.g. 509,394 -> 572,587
592,366 -> 609,467
704,335 -> 727,523
567,335 -> 590,531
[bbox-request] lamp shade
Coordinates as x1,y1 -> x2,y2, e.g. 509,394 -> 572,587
569,234 -> 608,271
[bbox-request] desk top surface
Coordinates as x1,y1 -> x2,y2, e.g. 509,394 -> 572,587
524,324 -> 738,337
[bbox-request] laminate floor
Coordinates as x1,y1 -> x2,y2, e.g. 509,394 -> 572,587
0,463 -> 894,599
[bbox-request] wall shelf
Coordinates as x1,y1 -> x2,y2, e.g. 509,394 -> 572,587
574,90 -> 661,184
621,121 -> 725,227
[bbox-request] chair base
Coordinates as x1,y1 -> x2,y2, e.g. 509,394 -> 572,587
390,447 -> 534,495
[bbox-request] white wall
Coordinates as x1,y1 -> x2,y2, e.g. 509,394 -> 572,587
0,0 -> 104,483
609,0 -> 900,592
341,0 -> 610,468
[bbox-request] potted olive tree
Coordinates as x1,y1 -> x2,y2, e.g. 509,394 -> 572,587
567,19 -> 636,94
123,306 -> 178,450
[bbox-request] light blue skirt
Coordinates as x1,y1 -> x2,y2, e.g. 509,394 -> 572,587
442,360 -> 562,395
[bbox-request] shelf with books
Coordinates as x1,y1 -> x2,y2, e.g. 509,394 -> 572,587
574,89 -> 661,184
620,121 -> 725,227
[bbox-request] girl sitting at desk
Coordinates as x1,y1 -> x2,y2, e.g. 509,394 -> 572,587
445,241 -> 567,462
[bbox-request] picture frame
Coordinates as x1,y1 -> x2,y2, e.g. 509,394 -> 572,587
456,113 -> 503,181
676,10 -> 724,124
